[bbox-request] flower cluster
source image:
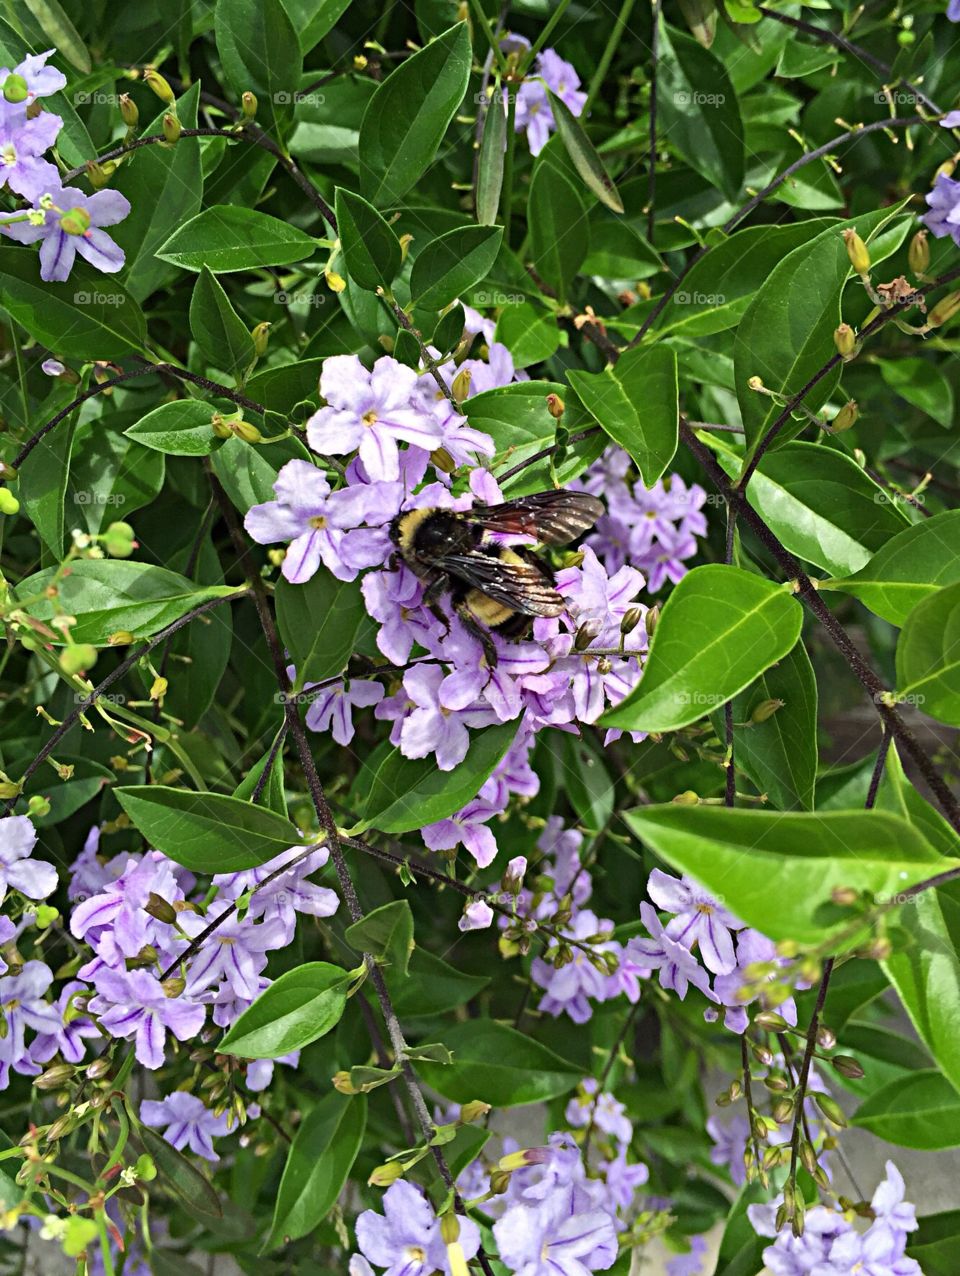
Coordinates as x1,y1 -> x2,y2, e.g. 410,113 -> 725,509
500,36 -> 588,155
748,1161 -> 920,1275
0,52 -> 130,281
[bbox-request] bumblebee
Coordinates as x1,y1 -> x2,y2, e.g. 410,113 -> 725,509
389,490 -> 604,661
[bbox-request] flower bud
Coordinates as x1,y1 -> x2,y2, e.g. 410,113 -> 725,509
814,1093 -> 847,1127
45,1114 -> 75,1142
103,520 -> 137,558
241,91 -> 258,120
764,1075 -> 789,1093
451,366 -> 472,405
251,321 -> 270,356
489,1169 -> 511,1195
747,375 -> 765,392
144,68 -> 176,104
332,1070 -> 358,1094
325,268 -> 346,293
150,675 -> 168,700
86,1056 -> 113,1080
754,1009 -> 789,1032
499,1147 -> 550,1172
908,230 -> 930,276
368,1161 -> 404,1187
672,790 -> 700,805
926,290 -> 960,329
232,419 -> 263,444
86,161 -> 116,189
0,488 -> 20,516
145,892 -> 177,924
440,1212 -> 460,1245
107,630 -> 134,645
546,393 -> 565,420
816,1024 -> 836,1051
2,73 -> 28,104
830,1054 -> 865,1080
574,618 -> 602,650
211,413 -> 233,440
772,1097 -> 794,1125
842,228 -> 871,274
119,94 -> 139,128
458,1099 -> 491,1124
860,936 -> 893,960
620,606 -> 644,637
831,885 -> 859,906
161,976 -> 186,998
162,113 -> 182,144
35,1063 -> 75,1091
59,645 -> 98,676
833,323 -> 856,358
830,400 -> 859,433
750,698 -> 784,725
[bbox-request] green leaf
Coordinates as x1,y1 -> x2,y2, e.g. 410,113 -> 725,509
233,728 -> 288,817
0,18 -> 94,167
0,247 -> 146,360
529,163 -> 588,302
24,0 -> 89,71
219,962 -> 350,1057
124,400 -> 222,457
215,0 -> 303,139
410,226 -> 504,312
885,889 -> 960,1097
879,357 -> 954,428
18,392 -> 77,557
345,900 -> 414,975
600,564 -> 803,732
139,1127 -> 222,1219
658,22 -> 744,200
157,207 -> 318,273
211,433 -> 312,512
0,1129 -> 23,1211
276,569 -> 371,690
68,421 -> 164,537
853,1070 -> 960,1149
111,83 -> 203,302
908,1210 -> 960,1276
281,0 -> 355,47
387,948 -> 489,1017
567,346 -> 678,486
265,1092 -> 366,1249
735,204 -> 909,454
495,303 -> 560,367
359,22 -> 472,207
623,804 -> 950,945
895,582 -> 960,726
115,786 -> 305,873
354,722 -> 518,834
476,92 -> 507,225
335,189 -> 402,293
821,511 -> 960,626
547,90 -> 623,213
190,267 -> 256,379
416,1021 -> 580,1107
17,561 -> 240,647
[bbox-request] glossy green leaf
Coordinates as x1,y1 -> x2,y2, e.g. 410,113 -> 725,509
895,582 -> 960,726
281,0 -> 355,47
24,0 -> 90,70
115,786 -> 305,873
190,267 -> 256,379
266,1092 -> 366,1248
17,561 -> 240,647
211,433 -> 312,513
411,226 -> 503,312
276,569 -> 371,691
68,421 -> 165,537
18,392 -> 77,557
624,804 -> 950,945
567,345 -> 678,486
157,207 -> 318,273
821,511 -> 960,626
139,1127 -> 222,1219
495,303 -> 560,367
233,728 -> 288,817
346,900 -> 414,975
854,1070 -> 960,1149
124,400 -> 222,456
476,92 -> 507,225
335,189 -> 402,292
220,962 -> 351,1057
547,90 -> 623,213
358,23 -> 472,206
907,1210 -> 960,1276
601,564 -> 803,732
387,948 -> 489,1017
416,1021 -> 580,1107
354,722 -> 518,834
879,357 -> 954,428
529,163 -> 588,302
215,0 -> 303,138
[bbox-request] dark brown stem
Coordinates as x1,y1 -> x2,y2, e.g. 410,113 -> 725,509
381,293 -> 457,409
250,722 -> 288,805
741,1035 -> 764,1182
787,957 -> 833,1209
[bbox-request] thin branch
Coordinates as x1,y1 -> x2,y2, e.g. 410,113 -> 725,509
647,0 -> 661,245
380,293 -> 457,409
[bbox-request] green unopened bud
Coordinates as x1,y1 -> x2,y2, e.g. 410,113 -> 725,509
145,892 -> 177,924
750,698 -> 784,725
764,1075 -> 789,1093
772,1097 -> 794,1125
241,91 -> 258,120
926,290 -> 960,330
162,113 -> 181,144
830,400 -> 859,433
103,520 -> 137,558
86,1056 -> 113,1080
754,1010 -> 789,1031
0,461 -> 17,481
60,207 -> 91,236
45,1113 -> 76,1142
2,73 -> 28,104
489,1169 -> 511,1195
211,413 -> 233,440
232,419 -> 262,444
546,393 -> 565,420
645,603 -> 660,636
36,1063 -> 75,1090
119,94 -> 139,128
814,1093 -> 847,1127
86,161 -> 116,190
0,779 -> 21,799
161,976 -> 186,998
325,268 -> 346,293
908,230 -> 930,276
833,323 -> 856,358
251,321 -> 270,356
451,366 -> 472,405
620,606 -> 644,636
831,885 -> 859,906
428,446 -> 456,473
59,645 -> 98,676
937,158 -> 956,181
574,619 -> 602,650
107,630 -> 134,646
332,1070 -> 358,1094
673,790 -> 700,805
34,904 -> 59,929
458,1099 -> 491,1124
0,488 -> 20,516
842,228 -> 871,274
499,1147 -> 550,1173
831,1054 -> 865,1080
368,1161 -> 404,1187
144,68 -> 176,104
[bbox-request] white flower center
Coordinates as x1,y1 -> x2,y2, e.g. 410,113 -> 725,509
362,410 -> 378,427
309,515 -> 327,529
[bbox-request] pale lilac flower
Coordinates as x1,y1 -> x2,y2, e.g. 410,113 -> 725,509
667,1235 -> 708,1276
710,928 -> 803,1035
41,358 -> 65,375
213,845 -> 338,943
629,903 -> 717,1003
354,1179 -> 481,1275
245,459 -> 358,584
424,796 -> 503,867
0,961 -> 60,1087
180,908 -> 286,1002
71,851 -> 185,964
1,184 -> 130,280
949,0 -> 960,23
707,1115 -> 750,1186
0,915 -> 14,975
494,1183 -> 618,1274
0,50 -> 67,102
565,1078 -> 633,1145
509,47 -> 586,155
0,101 -> 60,202
532,909 -> 626,1024
31,980 -> 99,1065
87,968 -> 206,1069
68,827 -> 131,901
398,663 -> 477,770
0,814 -> 57,903
307,355 -> 441,481
459,899 -> 495,931
364,567 -> 443,664
922,171 -> 960,245
601,1148 -> 649,1213
871,1161 -> 918,1236
646,869 -> 743,975
140,1092 -> 230,1162
305,677 -> 384,744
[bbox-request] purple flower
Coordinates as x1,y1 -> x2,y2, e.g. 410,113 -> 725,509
494,1184 -> 618,1274
31,980 -> 100,1065
509,47 -> 586,155
0,961 -> 60,1087
706,1115 -> 750,1186
423,796 -> 503,867
68,827 -> 131,901
459,899 -> 495,931
667,1235 -> 708,1276
711,928 -> 803,1035
0,101 -> 60,202
213,845 -> 338,944
398,663 -> 480,771
1,184 -> 130,280
0,50 -> 67,102
0,916 -> 14,975
354,1179 -> 481,1275
532,910 -> 626,1024
179,908 -> 286,1002
871,1161 -> 917,1237
949,0 -> 960,21
71,851 -> 186,966
565,1078 -> 633,1146
140,1092 -> 230,1162
647,869 -> 743,975
87,968 -> 206,1069
0,814 -> 57,903
245,459 -> 359,584
922,172 -> 960,246
629,903 -> 717,1003
306,355 -> 441,481
601,1148 -> 649,1213
305,677 -> 384,744
363,566 -> 444,664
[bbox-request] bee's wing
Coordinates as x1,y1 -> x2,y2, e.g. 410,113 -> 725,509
441,551 -> 566,617
471,491 -> 604,545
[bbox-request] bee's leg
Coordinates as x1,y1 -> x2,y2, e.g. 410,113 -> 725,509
454,602 -> 499,669
421,573 -> 451,635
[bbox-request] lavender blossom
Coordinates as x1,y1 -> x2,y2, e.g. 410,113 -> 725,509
0,814 -> 57,903
646,869 -> 743,975
0,961 -> 61,1087
459,899 -> 495,931
0,50 -> 67,102
244,459 -> 360,584
667,1235 -> 708,1276
706,1114 -> 750,1186
493,1183 -> 618,1274
0,101 -> 60,202
213,845 -> 338,944
629,903 -> 717,1003
565,1078 -> 633,1146
31,980 -> 99,1065
140,1092 -> 231,1162
921,172 -> 960,246
87,968 -> 206,1069
354,1179 -> 481,1275
305,678 -> 384,745
1,185 -> 130,280
180,908 -> 286,1003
